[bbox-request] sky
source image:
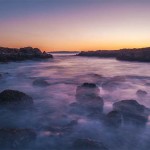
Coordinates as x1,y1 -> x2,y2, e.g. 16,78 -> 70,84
0,0 -> 150,51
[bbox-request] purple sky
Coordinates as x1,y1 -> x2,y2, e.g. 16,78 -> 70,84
0,0 -> 150,51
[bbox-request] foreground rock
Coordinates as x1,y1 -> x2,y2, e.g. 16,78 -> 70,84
73,83 -> 103,116
0,89 -> 33,110
106,100 -> 149,127
0,47 -> 53,62
72,138 -> 109,150
105,111 -> 122,128
117,47 -> 150,62
0,128 -> 36,149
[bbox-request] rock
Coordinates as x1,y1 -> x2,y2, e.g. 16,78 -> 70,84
77,47 -> 150,62
33,79 -> 50,87
76,83 -> 100,102
77,50 -> 117,58
72,138 -> 108,150
75,83 -> 103,114
136,90 -> 147,97
0,89 -> 33,110
112,100 -> 148,126
0,47 -> 53,62
113,100 -> 145,115
0,128 -> 36,149
104,111 -> 122,128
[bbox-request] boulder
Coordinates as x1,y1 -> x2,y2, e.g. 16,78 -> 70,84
75,83 -> 103,113
0,128 -> 36,149
0,89 -> 33,110
113,100 -> 145,115
104,111 -> 122,128
136,90 -> 147,97
33,79 -> 50,87
76,83 -> 100,100
72,138 -> 108,150
112,100 -> 148,126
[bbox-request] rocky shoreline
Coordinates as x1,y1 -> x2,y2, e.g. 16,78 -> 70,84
0,47 -> 53,62
77,47 -> 150,62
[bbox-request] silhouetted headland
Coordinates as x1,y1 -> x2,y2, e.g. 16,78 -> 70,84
0,47 -> 53,62
77,47 -> 150,62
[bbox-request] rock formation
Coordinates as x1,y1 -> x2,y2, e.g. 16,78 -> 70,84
75,83 -> 104,115
0,47 -> 53,62
0,89 -> 33,110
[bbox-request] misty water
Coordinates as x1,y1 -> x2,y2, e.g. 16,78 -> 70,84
0,53 -> 150,150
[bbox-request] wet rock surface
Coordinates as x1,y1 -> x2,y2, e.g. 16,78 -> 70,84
136,90 -> 148,97
104,111 -> 122,128
0,89 -> 33,110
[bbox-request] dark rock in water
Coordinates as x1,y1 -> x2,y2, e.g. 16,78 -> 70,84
105,111 -> 122,128
113,100 -> 145,115
72,138 -> 109,150
0,89 -> 33,110
33,79 -> 50,87
136,90 -> 147,97
76,83 -> 100,102
0,128 -> 36,149
112,100 -> 148,126
75,83 -> 103,114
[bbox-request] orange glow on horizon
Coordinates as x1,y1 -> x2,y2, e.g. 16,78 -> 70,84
0,1 -> 150,52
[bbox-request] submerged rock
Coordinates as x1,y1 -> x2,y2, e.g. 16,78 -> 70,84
0,89 -> 33,110
75,83 -> 104,114
72,138 -> 108,150
33,79 -> 50,87
113,100 -> 145,115
136,90 -> 147,97
76,83 -> 100,99
112,100 -> 148,126
0,128 -> 36,149
105,111 -> 122,128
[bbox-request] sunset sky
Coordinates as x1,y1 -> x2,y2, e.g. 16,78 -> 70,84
0,0 -> 150,51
